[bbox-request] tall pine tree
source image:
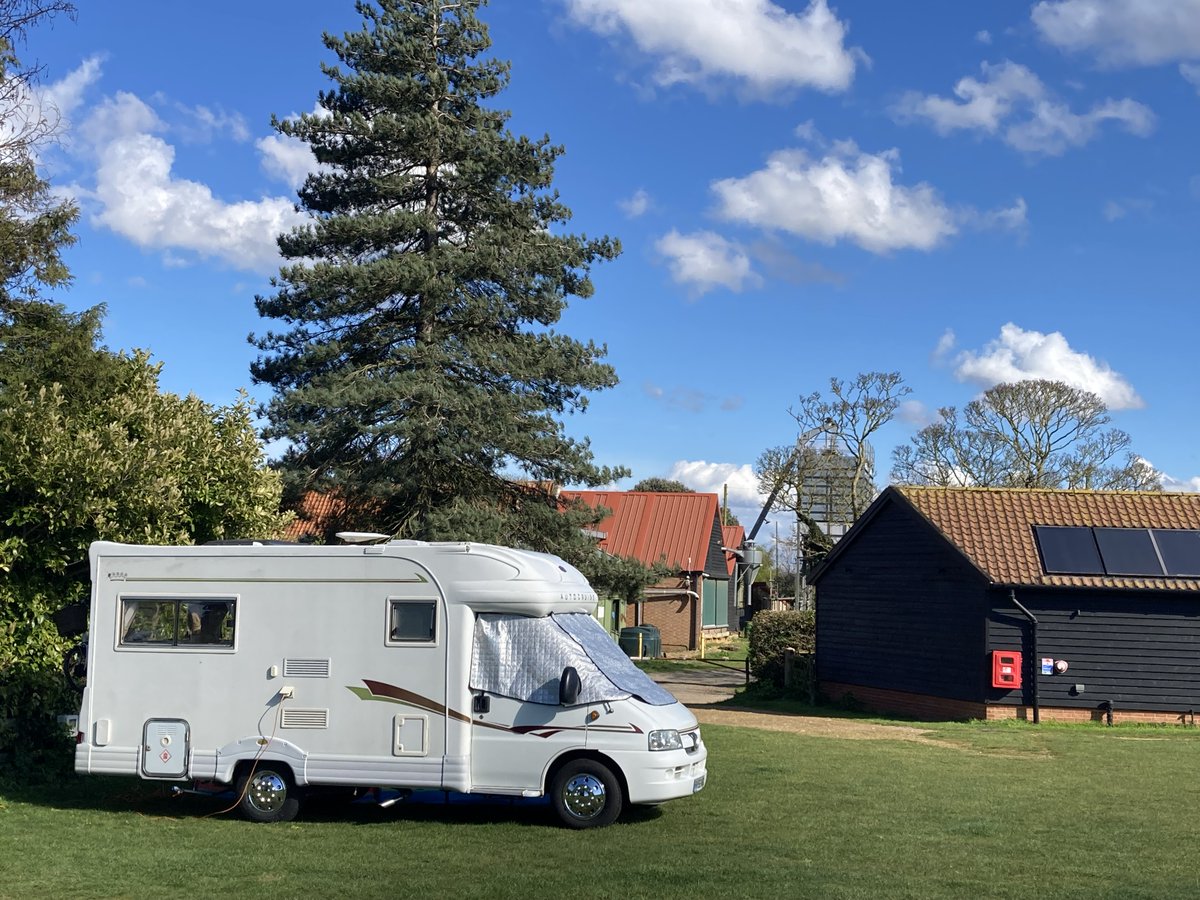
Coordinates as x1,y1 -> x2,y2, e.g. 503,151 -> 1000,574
251,0 -> 626,554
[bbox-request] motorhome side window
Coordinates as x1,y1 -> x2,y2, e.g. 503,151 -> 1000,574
120,598 -> 235,647
388,600 -> 436,643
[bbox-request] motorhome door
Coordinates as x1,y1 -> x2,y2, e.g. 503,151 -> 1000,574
468,614 -> 590,793
469,692 -> 590,794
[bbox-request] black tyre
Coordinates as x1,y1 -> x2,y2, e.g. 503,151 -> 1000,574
550,759 -> 622,829
236,765 -> 302,823
63,642 -> 87,693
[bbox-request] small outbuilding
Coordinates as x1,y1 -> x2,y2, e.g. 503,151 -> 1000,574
561,490 -> 731,652
812,486 -> 1200,723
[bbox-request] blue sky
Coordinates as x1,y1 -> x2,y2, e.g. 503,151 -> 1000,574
26,0 -> 1200,525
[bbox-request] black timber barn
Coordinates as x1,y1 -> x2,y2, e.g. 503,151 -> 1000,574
812,486 -> 1200,723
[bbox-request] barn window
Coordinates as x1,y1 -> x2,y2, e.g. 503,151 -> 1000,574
1033,526 -> 1103,575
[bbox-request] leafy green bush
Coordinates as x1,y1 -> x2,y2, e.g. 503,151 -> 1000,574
0,303 -> 288,781
748,610 -> 814,692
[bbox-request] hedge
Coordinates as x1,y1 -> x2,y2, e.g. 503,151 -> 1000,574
748,610 -> 815,691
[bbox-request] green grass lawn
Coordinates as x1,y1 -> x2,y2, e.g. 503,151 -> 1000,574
4,721 -> 1200,899
634,636 -> 748,672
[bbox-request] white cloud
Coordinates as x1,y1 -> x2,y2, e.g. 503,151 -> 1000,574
618,188 -> 651,217
970,196 -> 1028,233
932,328 -> 957,362
1102,197 -> 1152,221
894,61 -> 1042,134
1159,470 -> 1200,492
643,381 -> 743,413
953,322 -> 1144,410
39,55 -> 104,129
79,91 -> 163,145
1006,97 -> 1154,155
1181,62 -> 1200,93
70,90 -> 304,273
893,60 -> 1155,156
748,240 -> 846,286
1032,0 -> 1200,66
711,142 -> 958,253
976,30 -> 993,45
257,132 -> 315,190
897,399 -> 938,427
563,0 -> 862,94
2,55 -> 104,164
655,229 -> 761,294
793,119 -> 824,143
167,101 -> 250,143
257,104 -> 328,190
666,460 -> 766,522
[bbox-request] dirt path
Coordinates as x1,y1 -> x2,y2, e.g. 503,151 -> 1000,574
649,666 -> 957,747
693,707 -> 948,745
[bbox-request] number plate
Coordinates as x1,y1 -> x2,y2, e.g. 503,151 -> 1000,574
693,774 -> 706,793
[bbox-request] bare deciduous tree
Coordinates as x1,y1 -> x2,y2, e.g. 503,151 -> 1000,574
790,371 -> 910,518
0,2 -> 76,163
755,371 -> 910,576
891,379 -> 1159,491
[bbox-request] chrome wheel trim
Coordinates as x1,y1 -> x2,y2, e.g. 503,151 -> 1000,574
562,773 -> 606,819
248,772 -> 288,813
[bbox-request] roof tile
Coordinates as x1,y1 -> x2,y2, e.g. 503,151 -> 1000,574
896,486 -> 1200,591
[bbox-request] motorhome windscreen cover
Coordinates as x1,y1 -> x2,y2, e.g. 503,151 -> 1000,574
469,613 -> 677,706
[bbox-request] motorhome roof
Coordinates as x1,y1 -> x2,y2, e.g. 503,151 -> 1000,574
88,540 -> 599,616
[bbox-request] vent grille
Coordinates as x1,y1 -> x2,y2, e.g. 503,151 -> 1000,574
280,708 -> 329,729
283,658 -> 331,678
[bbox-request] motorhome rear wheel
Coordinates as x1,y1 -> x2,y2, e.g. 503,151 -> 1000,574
237,766 -> 302,823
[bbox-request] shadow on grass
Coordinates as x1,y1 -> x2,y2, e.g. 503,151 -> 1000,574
713,685 -> 922,725
1,773 -> 664,829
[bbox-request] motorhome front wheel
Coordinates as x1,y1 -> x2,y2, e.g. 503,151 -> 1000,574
236,766 -> 302,823
551,759 -> 622,829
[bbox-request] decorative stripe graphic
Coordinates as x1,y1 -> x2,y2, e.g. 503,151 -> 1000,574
348,679 -> 644,738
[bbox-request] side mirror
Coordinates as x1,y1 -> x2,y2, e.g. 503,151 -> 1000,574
53,602 -> 89,638
559,666 -> 581,706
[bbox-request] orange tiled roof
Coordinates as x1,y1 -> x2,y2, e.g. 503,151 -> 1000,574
282,492 -> 350,541
561,490 -> 720,572
894,486 -> 1200,591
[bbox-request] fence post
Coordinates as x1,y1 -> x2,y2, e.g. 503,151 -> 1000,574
783,646 -> 795,689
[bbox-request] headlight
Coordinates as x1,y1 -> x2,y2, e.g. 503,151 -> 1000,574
648,729 -> 683,751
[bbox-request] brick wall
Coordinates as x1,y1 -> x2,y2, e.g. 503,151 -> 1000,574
639,595 -> 698,652
823,681 -> 1200,725
822,682 -> 987,720
984,705 -> 1200,725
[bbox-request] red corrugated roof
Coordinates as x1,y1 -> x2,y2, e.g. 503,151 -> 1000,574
561,491 -> 720,571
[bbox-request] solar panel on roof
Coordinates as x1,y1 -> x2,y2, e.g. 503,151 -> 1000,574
1151,529 -> 1200,577
1034,526 -> 1104,575
1094,527 -> 1165,576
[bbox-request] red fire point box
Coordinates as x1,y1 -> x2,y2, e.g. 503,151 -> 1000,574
991,650 -> 1022,689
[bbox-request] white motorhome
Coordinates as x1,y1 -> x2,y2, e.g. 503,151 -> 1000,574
74,539 -> 707,828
